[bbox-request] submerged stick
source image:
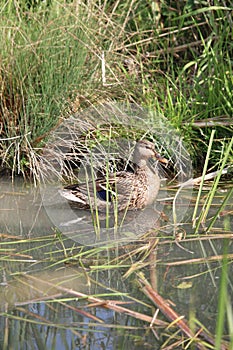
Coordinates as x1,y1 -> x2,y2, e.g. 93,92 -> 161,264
139,276 -> 229,350
23,273 -> 166,327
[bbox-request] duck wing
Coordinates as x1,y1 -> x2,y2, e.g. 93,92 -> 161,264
95,171 -> 147,210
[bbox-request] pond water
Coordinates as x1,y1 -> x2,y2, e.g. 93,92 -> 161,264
0,176 -> 232,349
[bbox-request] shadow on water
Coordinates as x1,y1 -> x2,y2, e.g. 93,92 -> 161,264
0,176 -> 232,349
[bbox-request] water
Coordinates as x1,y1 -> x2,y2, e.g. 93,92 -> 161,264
0,176 -> 232,349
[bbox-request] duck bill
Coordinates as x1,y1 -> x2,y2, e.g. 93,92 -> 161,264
155,153 -> 168,164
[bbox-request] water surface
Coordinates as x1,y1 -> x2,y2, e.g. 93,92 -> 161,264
0,177 -> 232,349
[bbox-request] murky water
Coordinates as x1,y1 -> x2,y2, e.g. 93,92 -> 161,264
0,177 -> 232,349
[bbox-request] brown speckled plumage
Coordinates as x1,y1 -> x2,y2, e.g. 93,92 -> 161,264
60,140 -> 167,212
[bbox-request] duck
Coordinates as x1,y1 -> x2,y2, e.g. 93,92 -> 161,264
59,140 -> 168,212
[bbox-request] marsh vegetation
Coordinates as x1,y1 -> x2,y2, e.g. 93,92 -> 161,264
0,1 -> 232,349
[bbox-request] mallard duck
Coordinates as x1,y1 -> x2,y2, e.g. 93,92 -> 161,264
59,140 -> 168,212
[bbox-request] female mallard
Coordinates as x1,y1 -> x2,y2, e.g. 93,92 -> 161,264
60,140 -> 168,212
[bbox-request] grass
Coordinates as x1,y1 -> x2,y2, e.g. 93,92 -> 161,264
215,239 -> 232,350
0,0 -> 232,178
0,1 -> 90,174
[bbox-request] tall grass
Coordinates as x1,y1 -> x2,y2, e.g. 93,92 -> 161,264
0,0 -> 232,178
215,239 -> 233,349
0,1 -> 92,173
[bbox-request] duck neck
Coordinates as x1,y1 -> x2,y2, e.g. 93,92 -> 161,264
135,158 -> 147,169
135,158 -> 157,178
